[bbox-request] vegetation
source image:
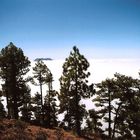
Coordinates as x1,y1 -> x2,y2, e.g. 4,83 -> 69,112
93,73 -> 140,139
59,46 -> 94,135
32,60 -> 50,111
0,42 -> 140,139
0,42 -> 30,119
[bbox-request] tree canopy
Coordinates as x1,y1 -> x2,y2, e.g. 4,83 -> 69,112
59,46 -> 94,136
0,42 -> 30,119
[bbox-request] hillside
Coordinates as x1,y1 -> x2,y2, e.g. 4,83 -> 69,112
0,119 -> 90,140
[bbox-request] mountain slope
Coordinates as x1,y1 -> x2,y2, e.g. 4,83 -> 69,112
0,119 -> 85,140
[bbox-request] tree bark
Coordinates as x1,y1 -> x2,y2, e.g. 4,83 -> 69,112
75,60 -> 81,136
112,103 -> 122,139
108,89 -> 111,139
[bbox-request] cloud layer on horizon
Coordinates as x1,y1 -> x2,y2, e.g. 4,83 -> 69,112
28,58 -> 140,96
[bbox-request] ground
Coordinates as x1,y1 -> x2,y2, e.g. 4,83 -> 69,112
0,119 -> 86,140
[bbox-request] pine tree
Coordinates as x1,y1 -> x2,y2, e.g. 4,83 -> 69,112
113,73 -> 140,139
83,109 -> 103,138
44,90 -> 58,128
20,85 -> 33,122
86,109 -> 102,133
0,42 -> 30,119
93,73 -> 140,139
59,46 -> 94,136
32,92 -> 42,124
43,71 -> 58,128
32,60 -> 50,112
93,78 -> 116,139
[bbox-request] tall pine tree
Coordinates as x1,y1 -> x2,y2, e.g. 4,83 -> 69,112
44,71 -> 58,128
113,73 -> 140,139
59,46 -> 94,136
20,85 -> 33,122
0,42 -> 30,119
93,73 -> 140,139
32,60 -> 50,109
32,92 -> 42,124
93,78 -> 116,139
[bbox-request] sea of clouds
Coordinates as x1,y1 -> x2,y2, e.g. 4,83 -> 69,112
27,58 -> 140,109
1,58 -> 140,111
33,58 -> 140,91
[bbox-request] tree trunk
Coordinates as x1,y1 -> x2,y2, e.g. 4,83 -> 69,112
112,103 -> 122,139
39,74 -> 43,109
108,90 -> 111,139
39,79 -> 44,125
11,69 -> 19,119
5,71 -> 11,118
13,95 -> 19,119
5,80 -> 10,118
75,89 -> 81,136
75,66 -> 81,136
48,81 -> 51,128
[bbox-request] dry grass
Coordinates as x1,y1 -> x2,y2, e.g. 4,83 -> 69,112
0,119 -> 85,140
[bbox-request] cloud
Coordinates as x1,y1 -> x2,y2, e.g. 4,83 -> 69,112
28,58 -> 140,96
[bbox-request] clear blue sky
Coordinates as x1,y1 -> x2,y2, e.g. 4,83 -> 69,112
0,0 -> 140,59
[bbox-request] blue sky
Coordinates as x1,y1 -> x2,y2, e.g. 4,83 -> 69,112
0,0 -> 140,59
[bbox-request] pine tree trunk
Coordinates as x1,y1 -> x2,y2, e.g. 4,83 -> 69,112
75,66 -> 81,136
40,80 -> 44,125
5,81 -> 10,118
112,103 -> 122,139
75,89 -> 81,136
48,81 -> 51,128
12,69 -> 19,119
108,90 -> 111,139
5,73 -> 11,118
13,96 -> 19,119
39,74 -> 43,109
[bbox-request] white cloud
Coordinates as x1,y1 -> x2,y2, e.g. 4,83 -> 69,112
1,58 -> 139,96
28,58 -> 140,99
1,59 -> 140,110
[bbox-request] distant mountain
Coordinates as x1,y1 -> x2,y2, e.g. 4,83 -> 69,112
34,58 -> 53,61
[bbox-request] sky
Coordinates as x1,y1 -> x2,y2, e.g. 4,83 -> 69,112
0,0 -> 140,60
